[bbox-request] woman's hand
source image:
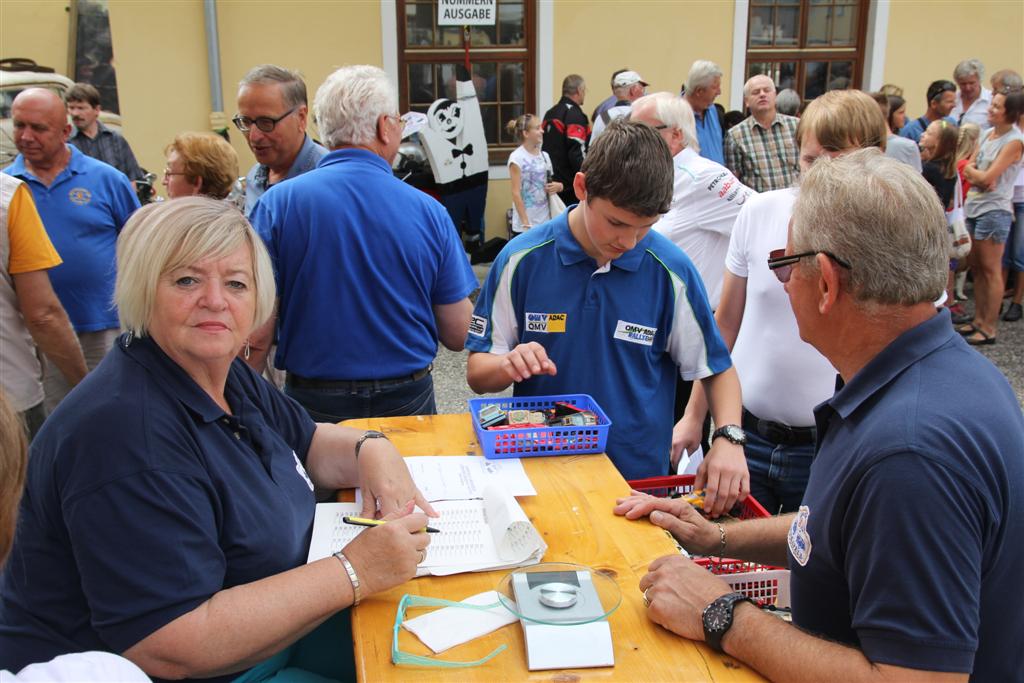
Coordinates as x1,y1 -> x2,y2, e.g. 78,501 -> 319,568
613,490 -> 721,555
342,502 -> 431,596
356,438 -> 437,519
545,181 -> 563,195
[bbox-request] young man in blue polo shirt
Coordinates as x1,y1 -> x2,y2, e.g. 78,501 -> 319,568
466,119 -> 748,516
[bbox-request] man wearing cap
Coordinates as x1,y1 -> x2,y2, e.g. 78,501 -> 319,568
542,74 -> 589,207
590,71 -> 648,141
898,80 -> 957,144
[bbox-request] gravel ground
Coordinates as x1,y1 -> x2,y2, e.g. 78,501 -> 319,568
433,267 -> 1023,414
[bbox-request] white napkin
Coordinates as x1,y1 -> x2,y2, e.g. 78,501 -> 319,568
401,590 -> 517,653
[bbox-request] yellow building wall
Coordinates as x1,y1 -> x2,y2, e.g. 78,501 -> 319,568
884,0 -> 1024,118
0,1 -> 69,75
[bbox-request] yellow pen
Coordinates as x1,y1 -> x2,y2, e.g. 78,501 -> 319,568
342,515 -> 440,533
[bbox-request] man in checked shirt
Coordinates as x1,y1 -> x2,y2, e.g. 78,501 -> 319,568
725,75 -> 799,192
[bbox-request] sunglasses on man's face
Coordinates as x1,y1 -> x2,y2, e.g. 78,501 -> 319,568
767,248 -> 851,283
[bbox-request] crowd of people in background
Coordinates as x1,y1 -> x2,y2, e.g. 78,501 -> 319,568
1,51 -> 1022,683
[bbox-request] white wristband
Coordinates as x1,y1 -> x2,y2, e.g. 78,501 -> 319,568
334,551 -> 361,605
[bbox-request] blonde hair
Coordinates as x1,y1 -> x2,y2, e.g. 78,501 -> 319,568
0,391 -> 28,565
165,132 -> 239,200
797,89 -> 887,153
505,113 -> 538,142
115,197 -> 276,338
955,123 -> 982,163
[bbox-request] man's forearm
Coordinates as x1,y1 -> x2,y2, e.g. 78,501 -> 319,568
703,366 -> 742,428
466,351 -> 514,394
720,513 -> 792,567
724,603 -> 964,683
22,305 -> 87,385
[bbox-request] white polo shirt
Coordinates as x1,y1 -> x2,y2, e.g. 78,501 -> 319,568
725,188 -> 838,427
952,87 -> 992,128
653,147 -> 755,308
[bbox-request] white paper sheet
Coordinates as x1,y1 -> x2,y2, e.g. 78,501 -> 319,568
403,456 -> 536,500
401,591 -> 517,653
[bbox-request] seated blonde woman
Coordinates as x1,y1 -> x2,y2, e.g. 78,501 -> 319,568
163,132 -> 239,200
0,198 -> 435,682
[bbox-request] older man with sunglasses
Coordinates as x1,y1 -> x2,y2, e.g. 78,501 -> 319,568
235,64 -> 327,217
678,90 -> 885,515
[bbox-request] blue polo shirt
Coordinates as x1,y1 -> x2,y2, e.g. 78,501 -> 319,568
0,334 -> 317,681
4,147 -> 139,332
466,208 -> 731,480
788,309 -> 1024,679
251,148 -> 477,380
694,105 -> 724,165
243,134 -> 328,217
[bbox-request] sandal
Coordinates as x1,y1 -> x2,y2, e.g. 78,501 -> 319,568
956,323 -> 978,336
965,329 -> 997,346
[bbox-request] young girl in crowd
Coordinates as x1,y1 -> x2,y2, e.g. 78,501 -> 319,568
959,91 -> 1024,344
952,123 -> 982,304
506,113 -> 562,233
920,120 -> 959,209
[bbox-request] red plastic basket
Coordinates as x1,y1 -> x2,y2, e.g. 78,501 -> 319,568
627,474 -> 788,608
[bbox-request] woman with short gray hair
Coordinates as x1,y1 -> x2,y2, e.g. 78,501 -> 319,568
0,197 -> 435,680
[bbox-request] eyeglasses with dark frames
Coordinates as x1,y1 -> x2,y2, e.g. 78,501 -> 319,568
767,248 -> 851,283
232,106 -> 298,134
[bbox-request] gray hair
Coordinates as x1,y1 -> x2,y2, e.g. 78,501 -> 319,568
562,74 -> 585,97
953,58 -> 985,83
314,65 -> 398,149
115,197 -> 276,338
239,64 -> 308,109
632,92 -> 700,153
992,69 -> 1023,93
686,60 -> 723,94
791,148 -> 947,307
776,88 -> 801,116
743,74 -> 776,99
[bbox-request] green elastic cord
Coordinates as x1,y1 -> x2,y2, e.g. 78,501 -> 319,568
391,594 -> 508,668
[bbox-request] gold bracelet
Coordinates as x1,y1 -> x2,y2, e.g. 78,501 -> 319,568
334,551 -> 361,605
716,523 -> 727,565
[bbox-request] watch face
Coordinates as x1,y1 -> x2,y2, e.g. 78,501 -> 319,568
705,604 -> 729,631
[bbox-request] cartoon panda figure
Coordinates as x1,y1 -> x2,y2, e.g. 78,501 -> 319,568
419,79 -> 488,184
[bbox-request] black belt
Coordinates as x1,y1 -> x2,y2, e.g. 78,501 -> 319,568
287,365 -> 432,390
742,408 -> 817,446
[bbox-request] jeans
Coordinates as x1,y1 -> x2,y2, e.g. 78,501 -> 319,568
1004,201 -> 1024,271
285,373 -> 436,424
743,428 -> 815,515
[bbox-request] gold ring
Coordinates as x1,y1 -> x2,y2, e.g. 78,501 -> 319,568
643,587 -> 652,608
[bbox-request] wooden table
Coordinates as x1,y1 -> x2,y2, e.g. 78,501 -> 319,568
343,414 -> 766,682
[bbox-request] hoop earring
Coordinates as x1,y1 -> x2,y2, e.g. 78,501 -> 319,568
243,339 -> 251,360
124,330 -> 134,346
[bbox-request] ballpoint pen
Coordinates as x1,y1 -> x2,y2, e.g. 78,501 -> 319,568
342,515 -> 440,533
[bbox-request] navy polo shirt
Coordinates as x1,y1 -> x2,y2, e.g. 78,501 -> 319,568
0,335 -> 317,680
466,208 -> 731,480
250,148 -> 477,380
788,309 -> 1024,679
4,146 -> 140,332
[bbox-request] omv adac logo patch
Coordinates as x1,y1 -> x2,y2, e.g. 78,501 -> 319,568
68,187 -> 92,205
525,312 -> 566,333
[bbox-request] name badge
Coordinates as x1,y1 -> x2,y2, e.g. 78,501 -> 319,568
613,320 -> 656,346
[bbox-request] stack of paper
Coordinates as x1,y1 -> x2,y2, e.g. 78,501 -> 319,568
306,457 -> 546,576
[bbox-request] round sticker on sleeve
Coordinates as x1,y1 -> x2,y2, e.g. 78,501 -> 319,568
788,505 -> 812,566
292,451 -> 314,491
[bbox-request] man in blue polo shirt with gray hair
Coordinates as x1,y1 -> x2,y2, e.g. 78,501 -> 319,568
250,65 -> 476,423
625,149 -> 1023,681
466,119 -> 749,516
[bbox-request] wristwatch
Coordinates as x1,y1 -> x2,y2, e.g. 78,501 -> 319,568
354,430 -> 389,459
711,424 -> 747,446
702,591 -> 754,652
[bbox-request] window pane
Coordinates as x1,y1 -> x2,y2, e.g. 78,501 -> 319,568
775,6 -> 799,45
470,25 -> 497,46
500,62 -> 525,102
806,6 -> 830,45
832,4 -> 857,45
749,7 -> 774,46
828,61 -> 853,90
480,103 -> 498,145
405,2 -> 434,46
439,25 -> 462,46
804,61 -> 828,100
409,63 -> 437,105
500,103 -> 525,144
498,2 -> 525,45
778,62 -> 798,91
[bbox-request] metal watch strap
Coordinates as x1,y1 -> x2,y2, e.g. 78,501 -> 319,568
334,551 -> 361,605
354,430 -> 388,460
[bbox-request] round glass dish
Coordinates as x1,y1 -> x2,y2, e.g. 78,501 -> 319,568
495,562 -> 622,625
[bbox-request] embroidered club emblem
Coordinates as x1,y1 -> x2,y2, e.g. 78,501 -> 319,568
788,505 -> 812,566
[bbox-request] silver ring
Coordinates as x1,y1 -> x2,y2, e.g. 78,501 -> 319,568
643,587 -> 652,608
374,496 -> 382,512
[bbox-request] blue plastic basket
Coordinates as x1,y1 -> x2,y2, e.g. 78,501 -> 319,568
468,394 -> 612,460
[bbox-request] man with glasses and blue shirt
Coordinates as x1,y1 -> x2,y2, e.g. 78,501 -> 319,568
235,64 -> 327,217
